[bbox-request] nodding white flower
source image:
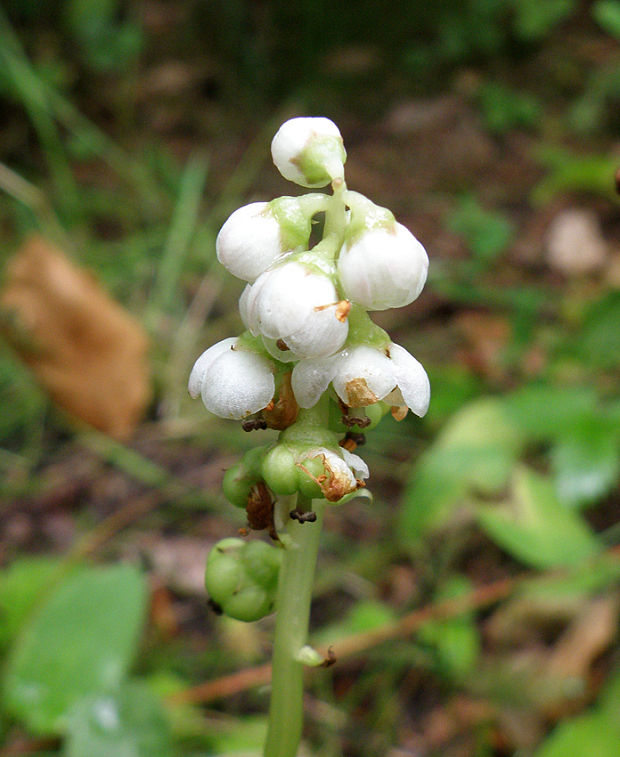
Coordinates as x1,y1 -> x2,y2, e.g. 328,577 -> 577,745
292,343 -> 430,417
241,262 -> 349,358
300,446 -> 368,501
338,222 -> 428,310
271,117 -> 346,188
189,338 -> 275,419
216,202 -> 292,283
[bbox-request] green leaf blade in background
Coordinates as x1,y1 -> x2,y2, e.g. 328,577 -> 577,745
550,416 -> 620,508
63,681 -> 172,757
399,398 -> 524,543
3,564 -> 147,735
477,467 -> 601,570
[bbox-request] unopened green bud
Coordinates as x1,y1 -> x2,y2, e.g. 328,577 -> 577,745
222,463 -> 255,508
262,445 -> 299,495
205,539 -> 244,604
223,584 -> 273,623
296,456 -> 325,499
242,540 -> 282,590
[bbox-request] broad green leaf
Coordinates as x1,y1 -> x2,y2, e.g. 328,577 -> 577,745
418,577 -> 480,681
399,398 -> 524,542
550,416 -> 620,507
0,557 -> 64,650
3,564 -> 147,735
534,710 -> 620,757
477,467 -> 600,569
63,681 -> 172,757
504,384 -> 598,441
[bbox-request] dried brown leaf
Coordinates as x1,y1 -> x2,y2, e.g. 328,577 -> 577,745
1,235 -> 150,438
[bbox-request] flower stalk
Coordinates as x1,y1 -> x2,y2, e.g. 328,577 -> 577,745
189,116 -> 431,756
264,496 -> 325,757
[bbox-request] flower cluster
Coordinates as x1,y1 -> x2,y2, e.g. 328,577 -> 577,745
191,117 -> 430,619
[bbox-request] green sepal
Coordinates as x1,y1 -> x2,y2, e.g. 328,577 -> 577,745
269,196 -> 313,251
294,136 -> 346,187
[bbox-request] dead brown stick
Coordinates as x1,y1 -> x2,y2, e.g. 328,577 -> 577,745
168,575 -> 515,705
169,545 -> 620,706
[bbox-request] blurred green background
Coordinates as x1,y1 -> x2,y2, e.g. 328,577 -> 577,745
0,1 -> 619,755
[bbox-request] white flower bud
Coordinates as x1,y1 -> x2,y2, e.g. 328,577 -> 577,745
188,338 -> 275,419
244,262 -> 348,358
271,117 -> 346,188
338,222 -> 428,310
291,342 -> 430,417
216,202 -> 286,283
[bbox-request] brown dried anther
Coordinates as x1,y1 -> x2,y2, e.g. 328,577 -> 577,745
246,481 -> 278,540
289,509 -> 317,524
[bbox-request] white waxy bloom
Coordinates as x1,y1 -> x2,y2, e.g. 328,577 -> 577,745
338,222 -> 428,310
271,117 -> 346,188
189,338 -> 275,419
292,343 -> 430,417
216,202 -> 288,283
243,262 -> 349,358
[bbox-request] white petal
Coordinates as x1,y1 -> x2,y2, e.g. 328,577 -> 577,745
216,202 -> 284,282
238,285 -> 252,331
252,262 -> 340,341
341,448 -> 369,480
285,304 -> 348,358
201,348 -> 275,419
332,346 -> 395,407
338,223 -> 428,310
188,337 -> 236,399
389,343 -> 430,417
291,356 -> 337,408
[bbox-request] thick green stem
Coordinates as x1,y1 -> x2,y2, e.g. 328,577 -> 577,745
263,497 -> 325,757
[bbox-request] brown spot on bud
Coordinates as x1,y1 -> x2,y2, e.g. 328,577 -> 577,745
276,339 -> 290,351
335,300 -> 351,322
345,378 -> 378,407
313,300 -> 351,322
391,405 -> 408,421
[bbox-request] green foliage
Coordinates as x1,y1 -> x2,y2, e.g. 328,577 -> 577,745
593,0 -> 620,39
511,0 -> 576,41
478,82 -> 542,134
63,0 -> 143,72
447,195 -> 514,274
64,682 -> 172,757
418,576 -> 480,681
477,467 -> 600,569
532,148 -> 619,203
3,565 -> 147,734
399,398 -> 524,543
526,672 -> 620,757
0,557 -> 64,651
550,414 -> 620,508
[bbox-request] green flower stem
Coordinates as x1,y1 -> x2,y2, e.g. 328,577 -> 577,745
263,495 -> 325,757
